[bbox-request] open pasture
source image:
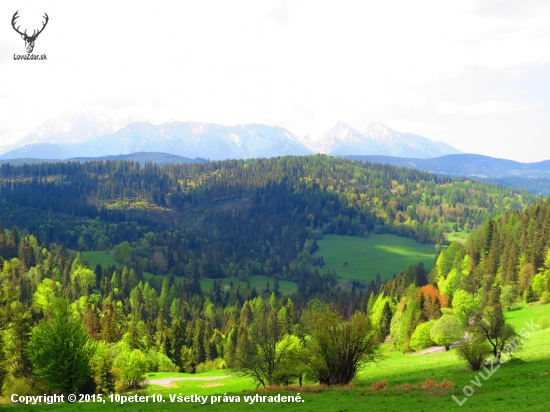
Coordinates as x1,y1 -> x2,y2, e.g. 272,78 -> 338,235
312,234 -> 437,283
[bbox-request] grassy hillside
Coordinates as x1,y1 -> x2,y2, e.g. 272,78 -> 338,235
5,303 -> 549,411
82,235 -> 435,293
81,251 -> 120,269
311,234 -> 437,283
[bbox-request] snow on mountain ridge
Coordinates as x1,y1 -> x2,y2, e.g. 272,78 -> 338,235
0,112 -> 460,160
296,121 -> 461,158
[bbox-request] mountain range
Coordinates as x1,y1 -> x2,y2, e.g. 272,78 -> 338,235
345,154 -> 550,179
300,121 -> 460,158
0,111 -> 460,160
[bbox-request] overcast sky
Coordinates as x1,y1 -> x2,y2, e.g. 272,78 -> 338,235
1,0 -> 549,162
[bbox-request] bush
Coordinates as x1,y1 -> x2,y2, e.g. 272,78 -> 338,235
146,349 -> 176,372
3,376 -> 47,398
539,317 -> 550,330
3,377 -> 34,398
540,291 -> 550,305
430,314 -> 463,350
157,353 -> 176,372
114,348 -> 148,388
456,338 -> 492,370
500,285 -> 516,311
409,322 -> 434,351
196,358 -> 226,373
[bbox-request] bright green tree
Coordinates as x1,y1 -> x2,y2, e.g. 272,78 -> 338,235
500,285 -> 516,311
409,321 -> 434,351
452,289 -> 481,325
27,298 -> 96,393
114,347 -> 148,388
429,314 -> 463,351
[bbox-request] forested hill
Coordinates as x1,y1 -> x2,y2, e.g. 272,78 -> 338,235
345,154 -> 550,195
346,194 -> 550,355
0,155 -> 536,286
0,155 -> 546,394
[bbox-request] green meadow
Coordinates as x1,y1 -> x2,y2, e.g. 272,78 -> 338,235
82,234 -> 438,293
445,222 -> 471,244
4,303 -> 550,412
312,234 -> 437,283
81,251 -> 299,294
80,251 -> 119,270
200,276 -> 298,295
81,251 -> 168,284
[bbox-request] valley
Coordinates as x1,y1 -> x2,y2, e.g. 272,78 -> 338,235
0,154 -> 547,412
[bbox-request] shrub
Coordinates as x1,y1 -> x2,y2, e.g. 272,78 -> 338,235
114,348 -> 148,388
430,314 -> 463,350
3,377 -> 37,398
456,338 -> 492,370
539,317 -> 550,330
409,322 -> 434,351
500,285 -> 516,311
146,349 -> 176,372
157,353 -> 176,372
196,358 -> 226,372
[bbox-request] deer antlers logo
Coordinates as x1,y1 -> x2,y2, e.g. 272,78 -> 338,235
11,11 -> 49,54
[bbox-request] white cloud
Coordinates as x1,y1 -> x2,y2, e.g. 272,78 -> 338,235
463,100 -> 536,115
434,100 -> 536,116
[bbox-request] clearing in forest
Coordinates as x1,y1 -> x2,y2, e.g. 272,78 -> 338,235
311,234 -> 437,283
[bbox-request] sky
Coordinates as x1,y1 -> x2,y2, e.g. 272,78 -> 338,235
1,0 -> 550,162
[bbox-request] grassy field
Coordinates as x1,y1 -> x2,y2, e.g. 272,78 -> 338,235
82,251 -> 161,282
80,251 -> 120,270
445,222 -> 471,244
311,234 -> 437,283
81,251 -> 298,294
82,233 -> 438,293
200,276 -> 298,295
3,303 -> 550,411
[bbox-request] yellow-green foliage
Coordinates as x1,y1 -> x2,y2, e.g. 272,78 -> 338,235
370,293 -> 395,328
409,321 -> 434,351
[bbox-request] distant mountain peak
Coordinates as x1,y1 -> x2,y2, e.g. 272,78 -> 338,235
296,121 -> 461,158
0,113 -> 460,161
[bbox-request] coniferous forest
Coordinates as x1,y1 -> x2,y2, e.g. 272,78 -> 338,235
0,154 -> 547,397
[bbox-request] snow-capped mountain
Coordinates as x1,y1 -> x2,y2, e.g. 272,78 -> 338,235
0,129 -> 30,154
0,111 -> 153,158
79,121 -> 314,159
24,110 -> 115,143
0,111 -> 116,156
298,122 -> 461,158
0,121 -> 314,160
0,113 -> 461,161
306,121 -> 382,155
361,122 -> 461,158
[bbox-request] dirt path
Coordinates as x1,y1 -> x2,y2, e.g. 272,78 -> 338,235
146,376 -> 229,386
411,346 -> 447,356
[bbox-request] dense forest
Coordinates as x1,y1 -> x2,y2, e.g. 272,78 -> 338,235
0,156 -> 536,282
0,155 -> 545,395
